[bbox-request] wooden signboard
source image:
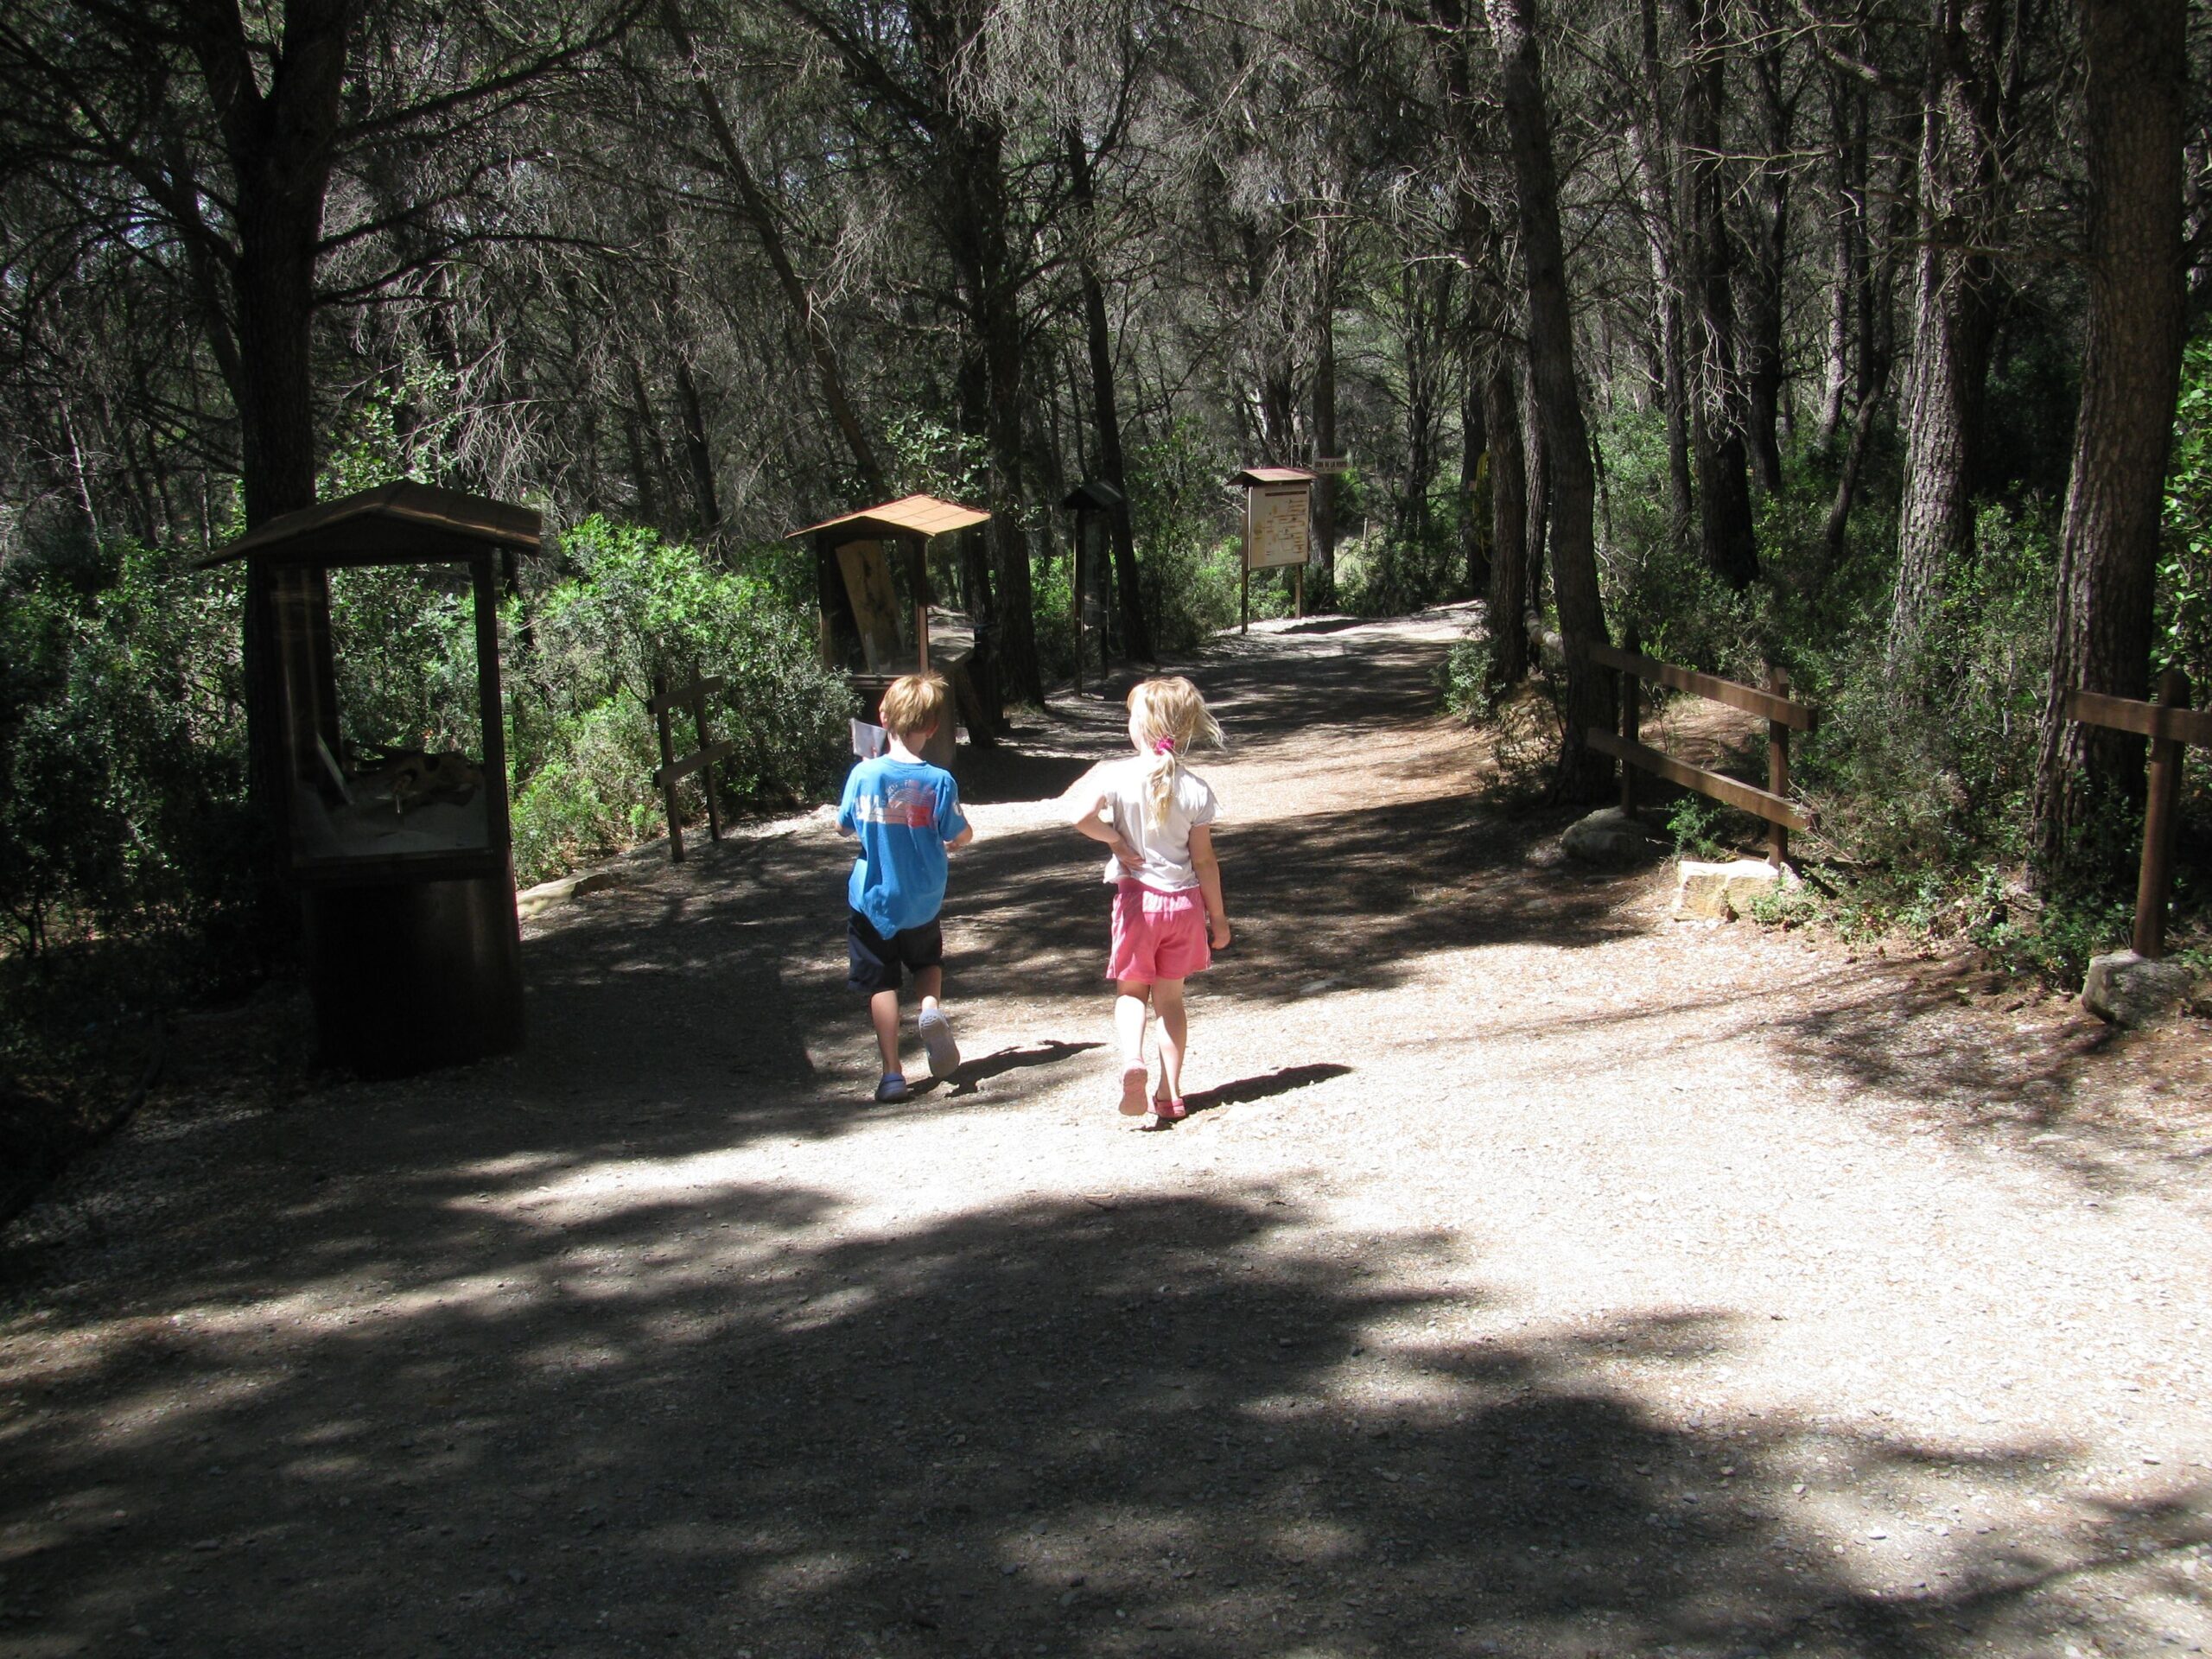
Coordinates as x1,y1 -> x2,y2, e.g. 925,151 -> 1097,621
1245,483 -> 1312,569
836,538 -> 906,672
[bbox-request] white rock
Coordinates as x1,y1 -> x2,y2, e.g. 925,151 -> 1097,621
2081,950 -> 2196,1028
515,869 -> 620,919
1673,857 -> 1794,922
1562,806 -> 1652,868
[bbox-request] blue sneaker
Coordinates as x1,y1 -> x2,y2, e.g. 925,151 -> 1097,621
874,1072 -> 912,1103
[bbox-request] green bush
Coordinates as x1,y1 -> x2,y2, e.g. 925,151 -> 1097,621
505,517 -> 852,885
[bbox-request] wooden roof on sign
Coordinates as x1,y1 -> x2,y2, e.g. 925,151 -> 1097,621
200,480 -> 542,565
1060,480 -> 1124,511
789,493 -> 990,542
1232,466 -> 1315,487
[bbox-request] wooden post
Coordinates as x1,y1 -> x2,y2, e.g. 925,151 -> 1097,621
2134,667 -> 2190,960
652,671 -> 684,862
692,684 -> 723,843
1618,623 -> 1640,816
1766,664 -> 1790,868
1072,511 -> 1086,697
908,534 -> 930,675
1294,563 -> 1305,619
1241,490 -> 1251,635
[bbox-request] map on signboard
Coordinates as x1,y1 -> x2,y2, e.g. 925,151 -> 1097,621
1245,483 -> 1310,569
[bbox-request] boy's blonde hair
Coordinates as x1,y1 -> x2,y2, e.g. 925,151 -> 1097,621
879,672 -> 950,740
1128,676 -> 1223,828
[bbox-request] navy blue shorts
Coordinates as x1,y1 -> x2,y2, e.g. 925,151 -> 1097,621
847,910 -> 944,994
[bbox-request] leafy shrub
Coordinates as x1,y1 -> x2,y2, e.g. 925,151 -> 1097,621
506,518 -> 851,884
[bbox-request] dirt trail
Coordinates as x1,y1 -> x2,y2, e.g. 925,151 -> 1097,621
5,610 -> 2212,1659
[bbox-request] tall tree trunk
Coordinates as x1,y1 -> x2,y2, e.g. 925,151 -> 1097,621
1312,220 -> 1341,595
1633,0 -> 1694,550
1522,362 -> 1549,619
1887,0 -> 2009,670
2028,0 -> 2189,887
671,356 -> 721,535
1066,128 -> 1156,662
1460,353 -> 1491,596
1818,68 -> 1868,450
1481,349 -> 1531,686
184,0 -> 357,868
1486,0 -> 1613,800
659,0 -> 887,494
1675,0 -> 1760,588
1743,22 -> 1791,493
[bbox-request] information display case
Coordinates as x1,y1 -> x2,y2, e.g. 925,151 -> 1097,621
209,483 -> 535,1077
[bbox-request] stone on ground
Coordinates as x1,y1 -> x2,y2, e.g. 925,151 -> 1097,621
2081,950 -> 2196,1027
1673,856 -> 1792,921
1561,806 -> 1652,867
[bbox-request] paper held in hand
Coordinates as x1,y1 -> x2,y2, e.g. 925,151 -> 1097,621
850,718 -> 887,758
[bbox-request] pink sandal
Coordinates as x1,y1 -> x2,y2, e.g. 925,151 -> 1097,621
1118,1064 -> 1151,1116
1153,1092 -> 1188,1121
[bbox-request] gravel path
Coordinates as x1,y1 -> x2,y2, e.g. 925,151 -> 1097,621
4,610 -> 2212,1659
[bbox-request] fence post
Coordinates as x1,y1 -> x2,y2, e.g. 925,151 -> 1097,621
2133,667 -> 2191,960
652,671 -> 684,863
1766,664 -> 1790,868
1618,624 -> 1640,816
692,683 -> 723,843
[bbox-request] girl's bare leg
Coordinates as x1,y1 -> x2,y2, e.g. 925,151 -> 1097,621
1114,980 -> 1153,1067
1152,977 -> 1188,1100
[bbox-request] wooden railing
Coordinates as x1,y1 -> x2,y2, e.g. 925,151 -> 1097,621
1584,627 -> 1817,867
2064,669 -> 2212,959
648,671 -> 734,862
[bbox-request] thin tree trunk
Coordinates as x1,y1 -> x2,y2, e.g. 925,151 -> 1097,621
1486,0 -> 1613,800
1818,68 -> 1868,449
1633,0 -> 1694,549
1675,0 -> 1760,588
1312,219 -> 1341,594
1481,349 -> 1531,687
1461,353 -> 1490,596
1887,0 -> 2009,670
1743,23 -> 1791,492
1066,127 -> 1156,663
2028,0 -> 2189,887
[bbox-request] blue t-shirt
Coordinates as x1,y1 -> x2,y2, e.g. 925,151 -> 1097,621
837,755 -> 968,936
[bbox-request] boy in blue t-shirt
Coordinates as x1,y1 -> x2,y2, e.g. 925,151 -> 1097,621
837,671 -> 973,1101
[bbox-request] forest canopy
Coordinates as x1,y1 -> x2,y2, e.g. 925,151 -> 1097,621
2,0 -> 2209,1015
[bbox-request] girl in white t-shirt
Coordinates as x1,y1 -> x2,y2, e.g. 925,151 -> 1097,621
1061,677 -> 1232,1123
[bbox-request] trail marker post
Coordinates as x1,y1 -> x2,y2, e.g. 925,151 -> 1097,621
1059,480 -> 1122,696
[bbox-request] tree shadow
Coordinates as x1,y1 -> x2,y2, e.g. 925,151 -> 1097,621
3,1171 -> 2199,1656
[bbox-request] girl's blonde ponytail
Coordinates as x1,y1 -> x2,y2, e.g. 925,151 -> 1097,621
1127,677 -> 1223,829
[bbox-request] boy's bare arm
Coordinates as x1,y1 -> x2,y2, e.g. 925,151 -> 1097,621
1188,823 -> 1231,948
947,823 -> 974,849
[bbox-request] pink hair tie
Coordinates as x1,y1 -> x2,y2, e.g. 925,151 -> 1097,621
1152,736 -> 1178,754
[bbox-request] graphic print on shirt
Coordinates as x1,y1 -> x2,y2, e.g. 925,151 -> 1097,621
852,779 -> 938,830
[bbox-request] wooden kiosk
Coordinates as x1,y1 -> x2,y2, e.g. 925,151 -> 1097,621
207,482 -> 531,1077
791,493 -> 993,763
1232,466 -> 1314,630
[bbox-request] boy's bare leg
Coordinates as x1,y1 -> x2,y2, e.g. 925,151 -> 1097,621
869,988 -> 903,1075
1152,977 -> 1188,1100
915,965 -> 943,1014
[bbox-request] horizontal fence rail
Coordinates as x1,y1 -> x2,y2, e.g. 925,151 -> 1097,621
2064,669 -> 2209,960
650,671 -> 734,863
1588,631 -> 1817,865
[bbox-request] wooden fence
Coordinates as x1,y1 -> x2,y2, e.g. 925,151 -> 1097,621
1584,627 -> 1817,867
2064,669 -> 2212,960
649,672 -> 734,862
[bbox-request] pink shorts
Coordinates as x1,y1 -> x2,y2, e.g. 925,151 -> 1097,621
1107,880 -> 1211,984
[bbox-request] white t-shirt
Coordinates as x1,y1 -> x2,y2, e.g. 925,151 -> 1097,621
1087,756 -> 1219,891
